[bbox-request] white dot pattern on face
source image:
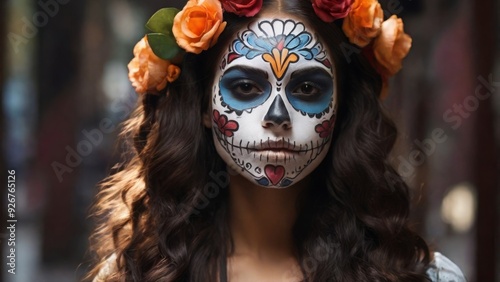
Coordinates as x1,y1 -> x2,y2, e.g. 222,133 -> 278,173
211,18 -> 337,188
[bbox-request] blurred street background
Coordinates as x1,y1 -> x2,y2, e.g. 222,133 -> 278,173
0,0 -> 498,281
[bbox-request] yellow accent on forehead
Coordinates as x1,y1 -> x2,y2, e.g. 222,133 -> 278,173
262,48 -> 299,80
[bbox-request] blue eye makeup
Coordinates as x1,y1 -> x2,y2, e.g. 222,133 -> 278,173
285,68 -> 334,114
219,66 -> 272,111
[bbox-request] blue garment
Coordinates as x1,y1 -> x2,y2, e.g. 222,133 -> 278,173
427,252 -> 467,282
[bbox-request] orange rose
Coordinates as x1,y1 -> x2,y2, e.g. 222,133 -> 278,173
342,0 -> 383,47
372,15 -> 412,76
172,0 -> 227,54
127,36 -> 178,95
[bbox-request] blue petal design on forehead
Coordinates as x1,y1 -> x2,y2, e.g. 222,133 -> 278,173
247,49 -> 263,59
311,43 -> 322,55
298,49 -> 314,60
285,33 -> 311,50
226,19 -> 333,78
230,20 -> 318,62
252,36 -> 275,51
234,32 -> 272,59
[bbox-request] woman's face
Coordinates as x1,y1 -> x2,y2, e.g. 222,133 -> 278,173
208,17 -> 337,188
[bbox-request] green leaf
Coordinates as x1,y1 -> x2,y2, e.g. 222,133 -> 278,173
146,8 -> 180,34
147,33 -> 180,60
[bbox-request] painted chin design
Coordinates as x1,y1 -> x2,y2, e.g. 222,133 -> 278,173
212,108 -> 336,188
213,131 -> 332,187
210,18 -> 337,188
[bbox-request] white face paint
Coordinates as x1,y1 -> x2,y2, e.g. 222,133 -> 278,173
210,18 -> 337,188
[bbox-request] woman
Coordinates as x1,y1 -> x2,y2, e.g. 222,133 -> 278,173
87,0 -> 466,281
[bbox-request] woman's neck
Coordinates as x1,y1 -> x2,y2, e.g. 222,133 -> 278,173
227,173 -> 308,261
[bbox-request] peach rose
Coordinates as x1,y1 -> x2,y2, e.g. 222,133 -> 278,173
127,36 -> 179,95
172,0 -> 227,54
342,0 -> 383,47
372,15 -> 412,76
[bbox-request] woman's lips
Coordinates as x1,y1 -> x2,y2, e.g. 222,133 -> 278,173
253,139 -> 296,151
250,140 -> 298,162
253,148 -> 298,162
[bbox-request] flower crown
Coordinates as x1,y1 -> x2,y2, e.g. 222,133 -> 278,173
128,0 -> 411,98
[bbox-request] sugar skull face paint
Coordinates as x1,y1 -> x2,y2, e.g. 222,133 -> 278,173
210,18 -> 337,188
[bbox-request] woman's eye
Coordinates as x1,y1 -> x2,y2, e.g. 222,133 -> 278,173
292,82 -> 321,97
238,83 -> 256,93
232,81 -> 262,97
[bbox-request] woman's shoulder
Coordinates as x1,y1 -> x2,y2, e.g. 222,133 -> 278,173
426,252 -> 467,282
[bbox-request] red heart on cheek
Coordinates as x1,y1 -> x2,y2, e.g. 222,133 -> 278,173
264,165 -> 285,186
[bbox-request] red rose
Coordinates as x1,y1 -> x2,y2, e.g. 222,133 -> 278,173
220,0 -> 263,17
312,0 -> 353,22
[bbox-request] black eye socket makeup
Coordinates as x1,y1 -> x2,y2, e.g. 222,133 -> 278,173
284,67 -> 334,113
291,81 -> 322,99
229,79 -> 264,98
219,66 -> 272,110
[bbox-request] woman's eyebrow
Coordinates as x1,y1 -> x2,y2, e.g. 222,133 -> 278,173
224,65 -> 269,80
290,67 -> 332,80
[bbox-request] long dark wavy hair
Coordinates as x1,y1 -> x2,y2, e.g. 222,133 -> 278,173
86,0 -> 431,281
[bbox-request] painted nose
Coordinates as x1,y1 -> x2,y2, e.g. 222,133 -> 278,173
262,95 -> 291,130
